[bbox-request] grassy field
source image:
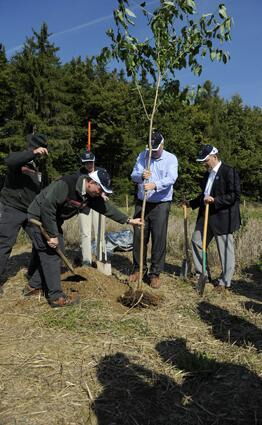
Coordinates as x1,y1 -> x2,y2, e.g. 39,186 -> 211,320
0,205 -> 261,425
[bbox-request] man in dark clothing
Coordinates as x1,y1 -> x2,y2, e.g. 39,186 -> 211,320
0,133 -> 48,293
26,169 -> 142,307
186,144 -> 241,290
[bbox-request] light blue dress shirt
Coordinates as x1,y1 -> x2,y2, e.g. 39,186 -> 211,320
131,150 -> 178,202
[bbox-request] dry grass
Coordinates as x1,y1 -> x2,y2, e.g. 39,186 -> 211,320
0,205 -> 261,425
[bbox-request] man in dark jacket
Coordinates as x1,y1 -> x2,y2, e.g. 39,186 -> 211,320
0,134 -> 48,293
187,144 -> 241,290
26,169 -> 142,307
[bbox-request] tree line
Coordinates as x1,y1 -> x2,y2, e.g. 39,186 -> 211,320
0,24 -> 261,202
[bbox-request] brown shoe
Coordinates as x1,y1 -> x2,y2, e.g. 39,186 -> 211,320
23,286 -> 43,297
129,271 -> 140,283
49,293 -> 80,308
149,275 -> 161,289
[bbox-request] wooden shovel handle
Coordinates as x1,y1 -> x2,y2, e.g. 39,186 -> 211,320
29,218 -> 75,274
183,204 -> 187,220
202,203 -> 209,252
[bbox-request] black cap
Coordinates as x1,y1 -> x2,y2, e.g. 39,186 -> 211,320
88,169 -> 112,194
27,133 -> 48,149
80,151 -> 95,163
196,144 -> 218,162
146,131 -> 164,151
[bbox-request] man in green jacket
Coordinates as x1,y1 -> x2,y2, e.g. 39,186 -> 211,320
26,169 -> 141,307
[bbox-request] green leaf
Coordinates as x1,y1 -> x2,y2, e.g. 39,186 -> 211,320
186,0 -> 196,10
222,52 -> 229,63
125,8 -> 136,18
219,4 -> 228,19
210,51 -> 216,61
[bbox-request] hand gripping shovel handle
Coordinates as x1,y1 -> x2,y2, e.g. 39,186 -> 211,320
29,218 -> 75,274
196,203 -> 209,296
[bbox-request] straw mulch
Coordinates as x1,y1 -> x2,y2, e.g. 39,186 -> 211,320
0,246 -> 261,424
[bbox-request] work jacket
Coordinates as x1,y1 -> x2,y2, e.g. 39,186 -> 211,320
0,150 -> 46,212
28,173 -> 128,237
190,163 -> 241,235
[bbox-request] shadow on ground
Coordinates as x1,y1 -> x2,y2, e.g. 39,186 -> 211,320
243,300 -> 262,315
110,253 -> 133,276
91,338 -> 262,425
3,251 -> 31,281
230,264 -> 262,302
197,301 -> 262,352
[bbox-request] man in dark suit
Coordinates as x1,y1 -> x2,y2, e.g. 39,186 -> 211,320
186,144 -> 241,290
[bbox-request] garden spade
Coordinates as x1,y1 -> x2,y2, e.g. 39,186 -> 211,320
96,214 -> 112,276
196,203 -> 209,296
180,204 -> 192,279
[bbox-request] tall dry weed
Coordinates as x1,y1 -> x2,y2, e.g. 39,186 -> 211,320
62,207 -> 261,272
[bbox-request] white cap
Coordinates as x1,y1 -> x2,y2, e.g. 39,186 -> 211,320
88,169 -> 113,194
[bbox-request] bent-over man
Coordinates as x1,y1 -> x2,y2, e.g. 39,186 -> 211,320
26,169 -> 141,307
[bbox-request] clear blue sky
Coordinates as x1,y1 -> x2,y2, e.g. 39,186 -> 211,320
1,0 -> 261,107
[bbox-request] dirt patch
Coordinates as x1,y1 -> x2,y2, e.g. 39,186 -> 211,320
0,244 -> 261,424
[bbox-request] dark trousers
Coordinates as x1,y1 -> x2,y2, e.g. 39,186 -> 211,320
26,223 -> 65,300
0,202 -> 37,284
133,200 -> 171,276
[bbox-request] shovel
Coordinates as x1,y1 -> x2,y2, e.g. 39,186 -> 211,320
96,214 -> 112,276
196,203 -> 209,296
29,218 -> 86,282
180,204 -> 192,280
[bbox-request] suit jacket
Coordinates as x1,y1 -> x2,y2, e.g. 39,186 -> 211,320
190,163 -> 241,235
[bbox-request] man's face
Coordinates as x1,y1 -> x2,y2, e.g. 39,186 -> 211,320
86,179 -> 103,197
202,155 -> 218,170
84,161 -> 95,173
151,145 -> 164,159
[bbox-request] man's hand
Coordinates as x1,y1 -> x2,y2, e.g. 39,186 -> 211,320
47,237 -> 59,249
144,182 -> 156,191
128,218 -> 143,226
101,193 -> 109,201
204,196 -> 215,204
33,147 -> 48,156
142,169 -> 151,180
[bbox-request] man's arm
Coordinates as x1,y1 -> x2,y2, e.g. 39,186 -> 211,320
214,168 -> 240,209
154,156 -> 178,192
130,152 -> 145,184
86,197 -> 142,226
5,147 -> 48,169
40,181 -> 69,237
5,151 -> 36,169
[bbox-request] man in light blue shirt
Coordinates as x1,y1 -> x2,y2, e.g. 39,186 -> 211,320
129,131 -> 178,288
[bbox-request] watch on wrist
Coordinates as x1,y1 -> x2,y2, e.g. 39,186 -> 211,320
126,217 -> 131,224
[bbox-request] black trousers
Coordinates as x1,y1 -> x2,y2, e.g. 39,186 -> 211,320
133,200 -> 171,276
0,202 -> 37,284
26,222 -> 65,300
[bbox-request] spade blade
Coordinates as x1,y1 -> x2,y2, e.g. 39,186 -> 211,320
196,274 -> 208,296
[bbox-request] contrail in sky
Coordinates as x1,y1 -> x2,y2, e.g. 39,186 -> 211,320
6,0 -> 158,55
